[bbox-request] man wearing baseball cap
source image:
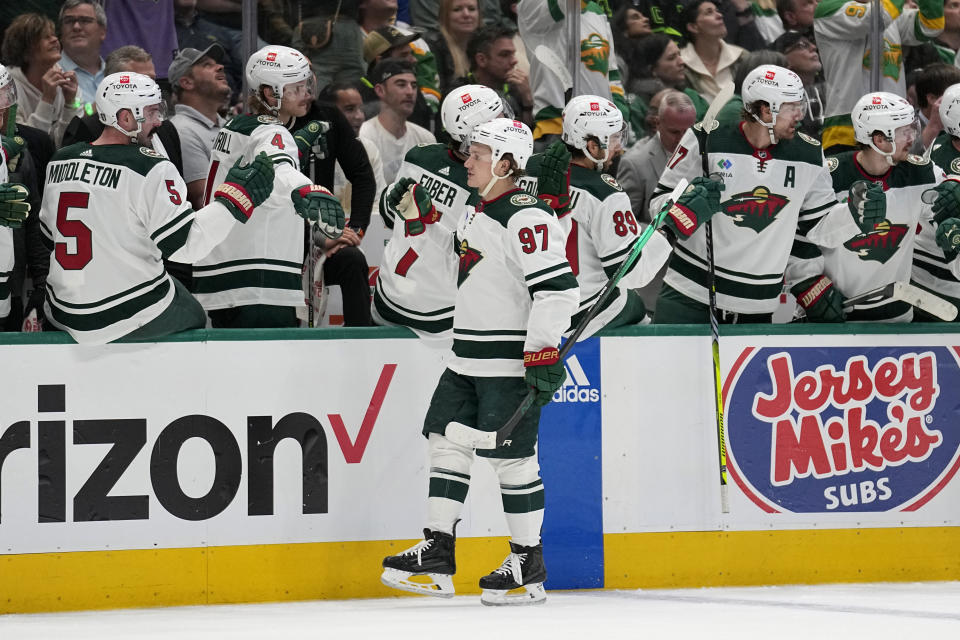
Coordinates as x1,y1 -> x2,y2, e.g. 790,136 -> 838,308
168,44 -> 231,209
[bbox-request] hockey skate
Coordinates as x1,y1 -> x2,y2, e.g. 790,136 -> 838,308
381,528 -> 457,598
478,542 -> 547,606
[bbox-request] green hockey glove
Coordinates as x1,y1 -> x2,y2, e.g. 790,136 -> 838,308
293,120 -> 330,163
386,177 -> 416,210
936,217 -> 960,260
397,182 -> 441,236
931,178 -> 960,223
793,275 -> 845,322
537,140 -> 572,216
292,184 -> 345,239
847,180 -> 886,233
523,347 -> 566,406
213,152 -> 275,222
0,182 -> 30,228
1,134 -> 25,171
662,176 -> 724,238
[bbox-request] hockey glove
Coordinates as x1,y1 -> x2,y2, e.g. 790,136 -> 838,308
292,184 -> 345,240
931,177 -> 960,223
0,182 -> 30,228
213,152 -> 275,222
537,140 -> 572,216
936,217 -> 960,260
293,120 -> 330,163
397,182 -> 441,236
1,134 -> 25,171
792,275 -> 846,323
847,180 -> 886,233
386,177 -> 416,211
523,347 -> 566,406
661,176 -> 724,238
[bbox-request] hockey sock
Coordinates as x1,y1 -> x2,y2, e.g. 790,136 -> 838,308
489,457 -> 544,548
427,434 -> 472,535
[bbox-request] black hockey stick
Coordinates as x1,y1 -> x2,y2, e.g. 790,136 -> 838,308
699,84 -> 734,514
445,178 -> 690,450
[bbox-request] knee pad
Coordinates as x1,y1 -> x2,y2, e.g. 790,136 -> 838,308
487,455 -> 541,488
428,432 -> 474,476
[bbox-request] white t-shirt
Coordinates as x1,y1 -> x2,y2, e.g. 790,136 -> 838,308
359,116 -> 435,185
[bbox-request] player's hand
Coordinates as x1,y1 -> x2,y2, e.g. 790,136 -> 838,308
0,182 -> 30,228
936,217 -> 960,259
537,140 -> 572,216
214,152 -> 276,222
662,175 -> 724,238
292,184 -> 345,239
931,177 -> 960,223
2,134 -> 26,171
293,120 -> 330,162
523,347 -> 566,406
386,177 -> 416,211
792,275 -> 846,322
847,180 -> 886,232
397,182 -> 440,236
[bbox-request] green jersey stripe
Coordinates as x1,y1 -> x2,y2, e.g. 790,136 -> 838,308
454,328 -> 527,337
529,271 -> 579,296
670,254 -> 783,300
48,271 -> 167,310
375,279 -> 455,317
192,268 -> 301,294
791,237 -> 823,259
151,209 -> 194,242
453,338 -> 525,360
501,487 -> 545,514
47,278 -> 170,331
429,476 -> 469,503
525,262 -> 570,283
674,243 -> 783,282
570,287 -> 620,328
156,223 -> 193,260
373,290 -> 453,334
193,257 -> 302,273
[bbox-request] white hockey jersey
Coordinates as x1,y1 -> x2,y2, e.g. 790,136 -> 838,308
373,143 -> 478,343
39,142 -> 239,344
0,145 -> 12,319
193,114 -> 310,310
811,151 -> 945,322
650,122 -> 837,314
914,138 -> 960,307
451,188 -> 578,378
519,158 -> 671,338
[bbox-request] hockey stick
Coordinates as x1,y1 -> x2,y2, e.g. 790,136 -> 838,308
844,281 -> 957,320
700,84 -> 735,514
445,178 -> 690,450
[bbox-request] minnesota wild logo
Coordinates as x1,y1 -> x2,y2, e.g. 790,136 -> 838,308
862,39 -> 902,81
950,157 -> 960,175
580,33 -> 610,75
721,187 -> 790,232
843,220 -> 909,263
458,239 -> 484,285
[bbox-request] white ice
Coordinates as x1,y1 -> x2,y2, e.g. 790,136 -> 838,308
1,582 -> 958,640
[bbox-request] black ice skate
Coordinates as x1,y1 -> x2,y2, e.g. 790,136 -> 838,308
381,528 -> 457,598
478,542 -> 547,606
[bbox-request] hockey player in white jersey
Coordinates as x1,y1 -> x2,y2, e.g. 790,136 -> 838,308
372,84 -> 503,343
381,119 -> 578,606
193,45 -> 345,328
913,84 -> 960,320
810,92 -> 960,322
39,72 -> 276,345
650,65 -> 841,323
0,65 -> 31,326
520,94 -> 678,336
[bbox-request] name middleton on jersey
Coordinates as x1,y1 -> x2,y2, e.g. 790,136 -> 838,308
47,160 -> 122,189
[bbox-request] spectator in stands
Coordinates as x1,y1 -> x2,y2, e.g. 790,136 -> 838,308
101,0 -> 180,83
362,25 -> 437,132
612,3 -> 653,91
1,2 -> 61,39
323,81 -> 386,206
1,13 -> 82,146
0,63 -> 54,333
410,0 -> 504,32
360,59 -> 435,183
174,0 -> 243,101
773,31 -> 824,136
776,0 -> 816,38
168,45 -> 231,209
914,63 -> 960,149
57,0 -> 107,118
465,25 -> 534,126
294,1 -> 365,89
617,89 -> 697,312
680,0 -> 748,102
426,0 -> 483,95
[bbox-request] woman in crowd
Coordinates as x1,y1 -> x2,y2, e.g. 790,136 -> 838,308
679,0 -> 747,102
427,0 -> 482,95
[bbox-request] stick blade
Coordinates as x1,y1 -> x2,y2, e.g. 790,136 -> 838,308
444,421 -> 497,449
891,282 -> 959,321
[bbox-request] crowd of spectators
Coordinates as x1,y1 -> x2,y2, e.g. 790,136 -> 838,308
1,0 -> 958,335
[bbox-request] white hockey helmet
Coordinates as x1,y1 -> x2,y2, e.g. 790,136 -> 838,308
467,117 -> 533,196
940,83 -> 960,139
852,91 -> 918,164
741,64 -> 806,143
441,84 -> 504,143
0,64 -> 16,110
96,72 -> 166,138
561,94 -> 624,169
245,45 -> 315,114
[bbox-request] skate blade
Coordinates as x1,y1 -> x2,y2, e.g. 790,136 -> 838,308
381,568 -> 456,598
480,583 -> 546,606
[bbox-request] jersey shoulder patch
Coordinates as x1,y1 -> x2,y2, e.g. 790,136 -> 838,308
600,173 -> 623,191
906,154 -> 929,166
139,146 -> 164,159
258,115 -> 280,124
951,157 -> 960,175
797,132 -> 821,147
510,193 -> 539,207
827,156 -> 839,172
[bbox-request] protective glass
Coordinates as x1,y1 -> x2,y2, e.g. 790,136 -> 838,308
893,119 -> 920,149
141,101 -> 167,125
283,76 -> 317,101
777,100 -> 807,123
0,81 -> 17,110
